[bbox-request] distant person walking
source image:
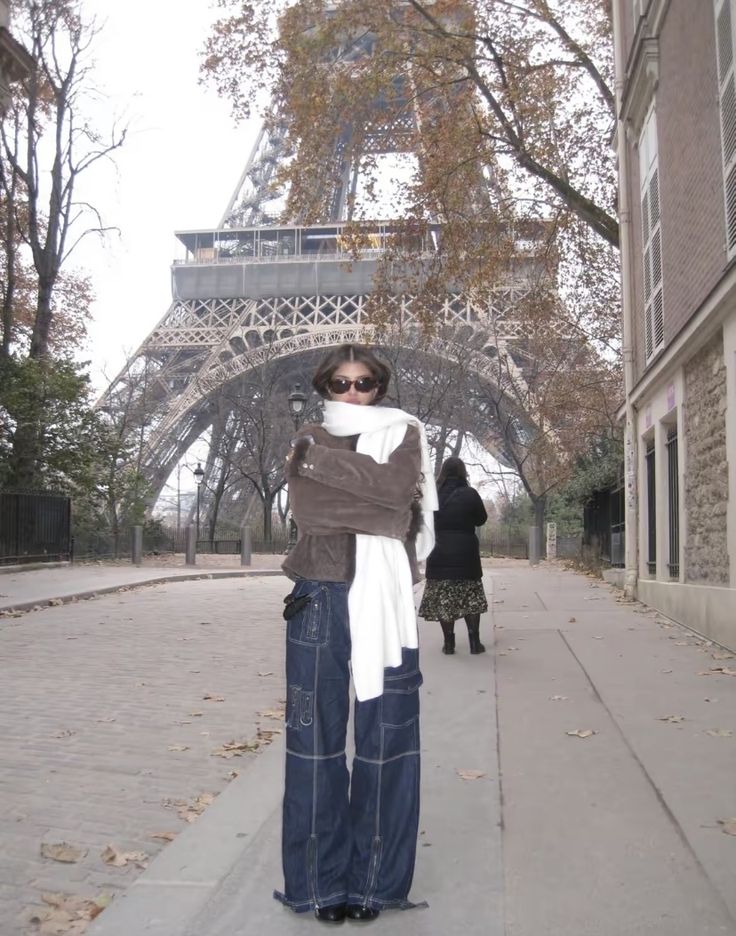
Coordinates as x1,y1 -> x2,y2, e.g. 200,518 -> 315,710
419,456 -> 488,654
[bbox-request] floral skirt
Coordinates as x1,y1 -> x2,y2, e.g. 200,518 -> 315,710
418,579 -> 488,622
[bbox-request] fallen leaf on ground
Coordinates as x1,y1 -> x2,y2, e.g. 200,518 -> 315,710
40,842 -> 87,863
712,651 -> 736,660
211,739 -> 261,758
568,617 -> 576,623
30,892 -> 111,934
657,715 -> 686,723
661,669 -> 673,674
168,792 -> 216,822
96,717 -> 116,723
203,693 -> 225,702
456,769 -> 486,780
718,818 -> 736,836
257,727 -> 281,743
699,667 -> 736,677
258,709 -> 285,720
148,831 -> 177,842
549,695 -> 570,702
566,729 -> 596,739
100,845 -> 148,868
592,636 -> 604,640
52,729 -> 75,738
258,671 -> 274,677
189,711 -> 204,717
705,729 -> 733,737
167,744 -> 190,752
673,640 -> 689,646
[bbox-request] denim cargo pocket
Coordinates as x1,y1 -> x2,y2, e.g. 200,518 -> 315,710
286,584 -> 330,646
380,715 -> 420,760
382,649 -> 422,725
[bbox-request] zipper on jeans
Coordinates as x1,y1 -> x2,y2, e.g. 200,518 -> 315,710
307,833 -> 319,908
363,835 -> 382,907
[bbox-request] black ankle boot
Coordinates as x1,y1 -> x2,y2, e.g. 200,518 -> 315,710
465,614 -> 486,654
440,619 -> 456,655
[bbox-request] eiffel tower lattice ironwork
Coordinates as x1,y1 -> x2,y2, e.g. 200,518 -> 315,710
98,25 -> 543,525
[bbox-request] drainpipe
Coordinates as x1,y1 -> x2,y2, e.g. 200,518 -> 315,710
612,0 -> 639,599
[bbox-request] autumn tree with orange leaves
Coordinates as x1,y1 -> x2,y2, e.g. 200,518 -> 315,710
202,0 -> 622,532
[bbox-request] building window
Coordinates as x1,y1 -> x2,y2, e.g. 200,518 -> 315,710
666,428 -> 680,579
715,0 -> 736,254
645,441 -> 657,575
639,105 -> 664,362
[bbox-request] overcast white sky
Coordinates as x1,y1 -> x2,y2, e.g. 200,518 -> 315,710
74,0 -> 258,393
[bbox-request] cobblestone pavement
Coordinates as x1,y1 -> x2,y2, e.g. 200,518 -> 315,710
0,573 -> 290,936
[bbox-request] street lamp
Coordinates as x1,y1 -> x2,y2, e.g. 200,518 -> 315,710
193,462 -> 205,538
286,384 -> 308,550
288,383 -> 308,430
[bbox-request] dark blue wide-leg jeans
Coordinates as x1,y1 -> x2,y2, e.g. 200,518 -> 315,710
274,579 -> 422,913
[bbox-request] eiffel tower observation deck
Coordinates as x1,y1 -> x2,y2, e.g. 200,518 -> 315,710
98,7 -> 550,528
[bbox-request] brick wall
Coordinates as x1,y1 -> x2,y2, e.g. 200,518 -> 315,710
626,0 -> 727,383
683,330 -> 730,583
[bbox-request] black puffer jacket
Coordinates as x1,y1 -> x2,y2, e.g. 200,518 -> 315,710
425,477 -> 488,581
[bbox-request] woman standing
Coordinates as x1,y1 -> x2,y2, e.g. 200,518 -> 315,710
419,456 -> 488,655
275,343 -> 437,923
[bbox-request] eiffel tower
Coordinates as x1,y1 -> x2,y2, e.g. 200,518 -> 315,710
99,27 -> 540,525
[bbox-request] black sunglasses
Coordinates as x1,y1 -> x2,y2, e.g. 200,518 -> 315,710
328,376 -> 379,394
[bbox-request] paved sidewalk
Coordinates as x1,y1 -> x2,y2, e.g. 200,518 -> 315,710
1,560 -> 735,936
0,554 -> 283,614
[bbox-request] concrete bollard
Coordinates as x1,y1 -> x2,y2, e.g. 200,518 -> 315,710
131,525 -> 143,566
185,525 -> 197,566
240,525 -> 252,567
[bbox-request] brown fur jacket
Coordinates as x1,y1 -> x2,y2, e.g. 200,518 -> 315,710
282,422 -> 423,584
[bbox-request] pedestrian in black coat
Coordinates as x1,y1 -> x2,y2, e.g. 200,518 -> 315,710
418,456 -> 489,654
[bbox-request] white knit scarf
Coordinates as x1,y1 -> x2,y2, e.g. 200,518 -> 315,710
322,400 -> 438,701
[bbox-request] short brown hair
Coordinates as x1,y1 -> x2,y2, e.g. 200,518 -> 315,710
312,343 -> 391,402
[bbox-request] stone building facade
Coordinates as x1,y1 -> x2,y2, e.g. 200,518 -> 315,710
0,1 -> 32,112
613,0 -> 736,649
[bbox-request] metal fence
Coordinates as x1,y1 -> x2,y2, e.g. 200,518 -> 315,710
478,529 -> 530,559
0,492 -> 71,565
67,524 -> 292,561
583,483 -> 625,568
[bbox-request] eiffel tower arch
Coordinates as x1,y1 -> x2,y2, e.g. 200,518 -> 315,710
98,15 -> 546,525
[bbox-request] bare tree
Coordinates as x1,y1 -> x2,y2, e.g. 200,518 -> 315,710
0,0 -> 126,488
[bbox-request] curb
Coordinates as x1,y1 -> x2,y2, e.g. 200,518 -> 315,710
87,732 -> 285,936
0,561 -> 70,575
0,569 -> 284,615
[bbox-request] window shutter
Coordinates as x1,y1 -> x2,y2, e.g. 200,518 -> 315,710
716,0 -> 736,252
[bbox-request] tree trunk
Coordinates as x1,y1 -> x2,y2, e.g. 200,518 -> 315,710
29,278 -> 54,361
263,490 -> 274,543
531,495 -> 547,554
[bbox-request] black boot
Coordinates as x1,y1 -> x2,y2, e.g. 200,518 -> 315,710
465,614 -> 486,654
439,619 -> 456,655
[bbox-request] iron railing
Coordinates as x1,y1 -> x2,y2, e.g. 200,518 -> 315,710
0,492 -> 71,565
646,443 -> 656,575
666,428 -> 680,579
